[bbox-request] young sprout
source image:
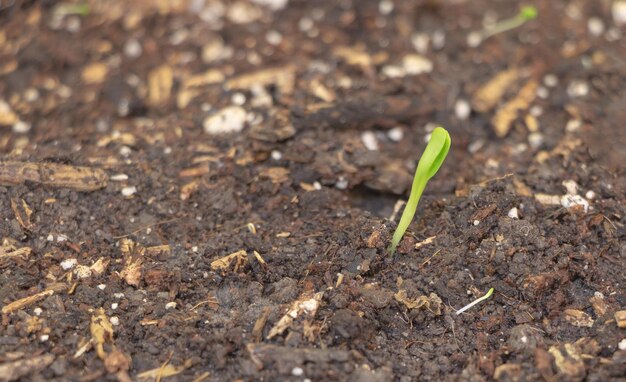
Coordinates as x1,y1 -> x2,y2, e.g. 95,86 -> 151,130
455,288 -> 494,315
469,6 -> 538,46
388,127 -> 451,254
482,6 -> 538,40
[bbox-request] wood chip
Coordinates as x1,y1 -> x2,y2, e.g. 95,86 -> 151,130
180,180 -> 199,201
210,250 -> 248,271
1,284 -> 66,314
615,310 -> 626,328
534,193 -> 562,206
394,290 -> 443,315
0,241 -> 31,262
0,100 -> 19,125
90,308 -> 114,360
119,239 -> 144,287
10,198 -> 33,230
414,236 -> 436,249
493,363 -> 521,381
252,307 -> 271,342
148,65 -> 174,105
177,69 -> 225,109
491,80 -> 538,138
267,291 -> 324,339
0,354 -> 55,382
548,343 -> 586,379
589,294 -> 609,316
137,359 -> 192,380
513,178 -> 533,197
472,68 -> 520,112
81,62 -> 108,84
225,66 -> 295,96
0,161 -> 108,191
563,309 -> 594,327
259,167 -> 290,184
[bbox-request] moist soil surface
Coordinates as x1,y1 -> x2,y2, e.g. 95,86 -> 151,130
1,1 -> 625,381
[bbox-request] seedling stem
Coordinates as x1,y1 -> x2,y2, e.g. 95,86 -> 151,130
482,6 -> 538,40
388,127 -> 450,254
455,288 -> 494,315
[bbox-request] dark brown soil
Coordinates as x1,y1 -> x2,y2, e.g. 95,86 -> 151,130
1,1 -> 625,381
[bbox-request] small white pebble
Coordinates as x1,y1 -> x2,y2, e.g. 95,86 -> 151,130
271,150 -> 282,160
124,38 -> 143,58
111,173 -> 129,181
24,88 -> 39,102
361,131 -> 379,151
467,31 -> 482,48
111,303 -> 119,310
47,234 -> 54,241
432,30 -> 446,50
521,335 -> 528,344
313,181 -> 322,190
113,293 -> 125,299
454,99 -> 471,120
567,80 -> 589,98
565,119 -> 582,132
97,284 -> 107,290
381,65 -> 405,78
508,207 -> 519,219
335,177 -> 348,190
56,235 -> 68,243
165,302 -> 177,310
60,258 -> 78,270
585,190 -> 596,200
612,1 -> 626,25
265,30 -> 283,45
203,106 -> 247,135
292,367 -> 304,376
402,54 -> 433,75
250,0 -> 288,11
298,17 -> 314,32
119,146 -> 132,157
40,334 -> 49,342
121,186 -> 137,197
411,33 -> 430,54
528,133 -> 544,150
110,316 -> 120,326
192,246 -> 199,253
379,0 -> 394,15
387,126 -> 404,142
163,147 -> 172,155
561,194 -> 589,213
473,220 -> 480,226
619,338 -> 626,350
587,17 -> 605,37
543,74 -> 558,87
34,307 -> 43,316
606,27 -> 622,41
562,180 -> 579,195
536,86 -> 549,99
13,120 -> 31,133
231,92 -> 246,106
530,105 -> 543,117
468,140 -> 484,154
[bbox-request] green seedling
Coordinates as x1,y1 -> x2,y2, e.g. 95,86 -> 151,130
481,6 -> 538,41
388,127 -> 450,254
455,288 -> 494,315
54,3 -> 90,17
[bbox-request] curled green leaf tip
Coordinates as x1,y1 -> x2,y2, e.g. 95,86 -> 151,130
388,127 -> 451,254
519,6 -> 538,21
484,287 -> 494,298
